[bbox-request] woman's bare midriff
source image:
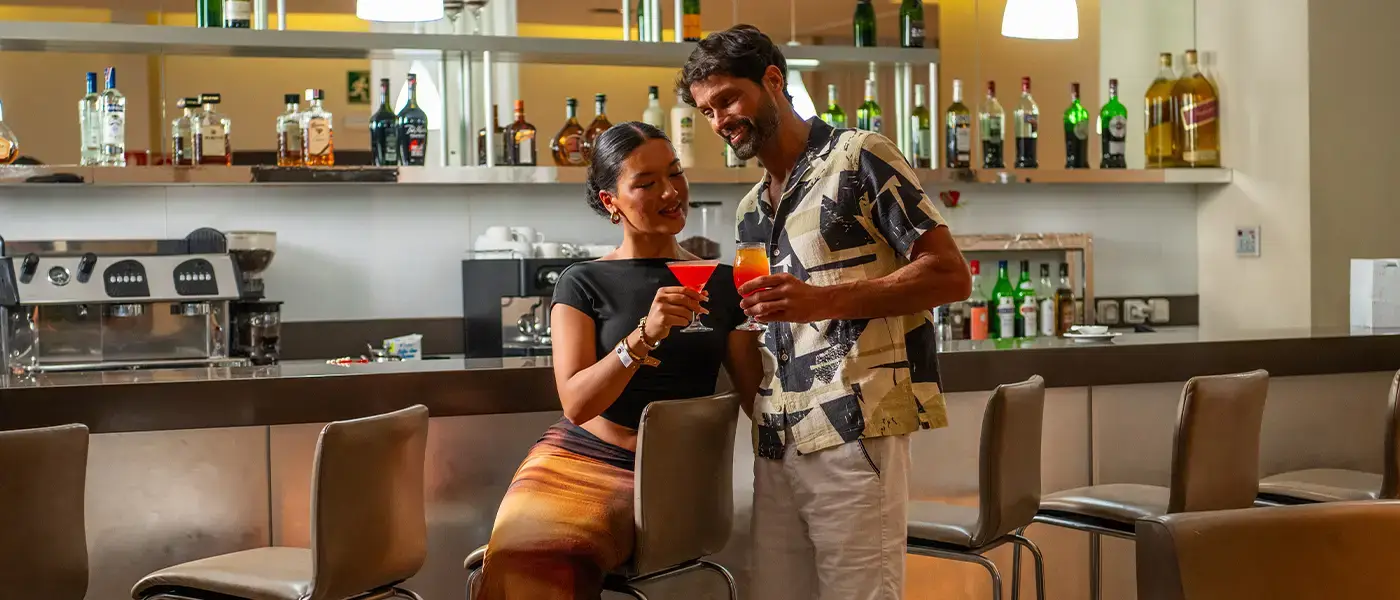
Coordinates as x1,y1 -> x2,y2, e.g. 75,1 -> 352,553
581,417 -> 640,452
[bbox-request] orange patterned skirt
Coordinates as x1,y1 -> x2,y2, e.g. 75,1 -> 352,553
478,419 -> 636,600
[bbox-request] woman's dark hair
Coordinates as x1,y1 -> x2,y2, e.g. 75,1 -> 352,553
676,24 -> 791,106
584,121 -> 671,218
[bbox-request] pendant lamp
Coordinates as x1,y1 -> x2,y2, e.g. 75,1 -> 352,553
1001,0 -> 1079,40
358,0 -> 444,23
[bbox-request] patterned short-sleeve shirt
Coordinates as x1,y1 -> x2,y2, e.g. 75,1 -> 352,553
737,118 -> 950,459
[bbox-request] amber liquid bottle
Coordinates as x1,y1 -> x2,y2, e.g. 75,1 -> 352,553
551,97 -> 587,167
1173,49 -> 1221,167
507,100 -> 538,166
581,93 -> 612,162
1144,52 -> 1178,168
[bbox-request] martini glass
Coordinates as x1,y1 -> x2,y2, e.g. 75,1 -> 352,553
666,259 -> 720,333
732,242 -> 769,331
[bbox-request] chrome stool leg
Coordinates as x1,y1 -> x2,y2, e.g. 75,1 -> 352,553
1010,525 -> 1027,600
1089,532 -> 1101,600
697,559 -> 739,600
973,553 -> 1005,600
615,585 -> 651,600
1010,533 -> 1045,600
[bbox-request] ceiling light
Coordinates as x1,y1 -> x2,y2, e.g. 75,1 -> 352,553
1001,0 -> 1079,40
357,0 -> 444,22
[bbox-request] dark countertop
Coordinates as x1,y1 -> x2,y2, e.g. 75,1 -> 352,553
4,327 -> 1399,433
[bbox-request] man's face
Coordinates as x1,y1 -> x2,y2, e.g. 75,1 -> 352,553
688,71 -> 782,161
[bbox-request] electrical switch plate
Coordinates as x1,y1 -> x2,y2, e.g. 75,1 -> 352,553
1236,226 -> 1261,257
1096,300 -> 1121,325
1149,298 -> 1171,323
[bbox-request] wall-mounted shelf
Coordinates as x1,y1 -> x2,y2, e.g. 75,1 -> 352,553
922,168 -> 1233,185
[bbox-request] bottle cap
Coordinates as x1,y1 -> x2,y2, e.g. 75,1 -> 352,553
200,93 -> 222,104
305,89 -> 324,101
284,93 -> 299,104
515,100 -> 525,111
969,260 -> 981,275
595,93 -> 607,102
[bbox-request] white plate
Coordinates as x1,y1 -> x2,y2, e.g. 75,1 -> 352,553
1063,332 -> 1123,343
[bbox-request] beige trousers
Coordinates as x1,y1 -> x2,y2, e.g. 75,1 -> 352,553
750,434 -> 912,600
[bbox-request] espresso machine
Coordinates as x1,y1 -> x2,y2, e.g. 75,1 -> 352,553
226,231 -> 282,365
0,228 -> 246,374
462,257 -> 584,358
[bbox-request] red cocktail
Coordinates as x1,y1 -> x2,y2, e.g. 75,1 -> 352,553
667,259 -> 719,332
732,242 -> 769,331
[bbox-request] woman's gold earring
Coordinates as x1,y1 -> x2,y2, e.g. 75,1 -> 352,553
610,212 -> 621,224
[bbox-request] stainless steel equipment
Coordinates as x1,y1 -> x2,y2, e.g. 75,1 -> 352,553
0,228 -> 245,374
462,257 -> 582,358
226,231 -> 282,365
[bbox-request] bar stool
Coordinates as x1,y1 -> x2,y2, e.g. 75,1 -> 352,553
0,423 -> 90,600
1022,370 -> 1269,600
907,376 -> 1047,600
1256,369 -> 1400,505
465,392 -> 742,600
132,405 -> 430,600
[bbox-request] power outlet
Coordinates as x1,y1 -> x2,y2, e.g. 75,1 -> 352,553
1236,226 -> 1261,257
1123,299 -> 1151,324
1095,300 -> 1121,325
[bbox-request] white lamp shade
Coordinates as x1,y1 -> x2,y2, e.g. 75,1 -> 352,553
358,0 -> 444,22
786,69 -> 818,121
395,62 -> 443,129
1001,0 -> 1079,40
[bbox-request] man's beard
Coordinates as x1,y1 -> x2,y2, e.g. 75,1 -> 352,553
726,94 -> 780,161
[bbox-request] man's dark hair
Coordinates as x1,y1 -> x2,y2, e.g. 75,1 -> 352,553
676,25 -> 792,106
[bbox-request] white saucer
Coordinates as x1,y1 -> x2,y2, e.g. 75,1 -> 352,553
1063,331 -> 1122,343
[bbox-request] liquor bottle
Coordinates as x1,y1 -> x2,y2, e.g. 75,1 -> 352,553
276,93 -> 302,167
967,259 -> 989,341
990,260 -> 1017,340
79,72 -> 101,166
980,81 -> 1006,168
725,144 -> 746,168
301,89 -> 334,167
97,68 -> 126,167
944,79 -> 971,169
582,94 -> 612,162
1013,77 -> 1038,169
900,0 -> 925,48
1063,82 -> 1090,169
172,98 -> 198,167
910,83 -> 931,168
0,100 -> 16,165
1037,263 -> 1056,337
551,97 -> 587,167
821,84 -> 847,128
1099,78 -> 1129,168
223,0 -> 251,27
194,93 -> 231,166
671,92 -> 696,168
1173,49 -> 1220,167
1014,260 -> 1038,338
853,0 -> 876,47
507,101 -> 538,166
1054,263 -> 1075,335
642,86 -> 665,129
1144,52 -> 1177,168
396,74 -> 429,166
682,0 -> 702,42
857,79 -> 882,132
477,105 -> 506,166
369,79 -> 398,166
197,0 -> 222,27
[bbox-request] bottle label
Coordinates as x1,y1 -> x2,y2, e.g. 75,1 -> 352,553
969,305 -> 988,340
725,146 -> 745,168
284,122 -> 303,151
683,13 -> 702,40
306,117 -> 331,156
1181,98 -> 1218,130
563,133 -> 583,164
405,124 -> 428,160
1039,297 -> 1056,337
224,0 -> 251,19
1023,113 -> 1038,134
200,124 -> 226,157
1072,120 -> 1089,141
516,136 -> 534,164
953,115 -> 972,153
996,297 -> 1016,339
985,118 -> 1003,142
103,105 -> 124,146
1107,115 -> 1127,156
1019,298 -> 1038,338
679,116 -> 695,145
84,119 -> 101,148
0,137 -> 13,160
384,131 -> 398,162
906,20 -> 925,45
1058,295 -> 1075,333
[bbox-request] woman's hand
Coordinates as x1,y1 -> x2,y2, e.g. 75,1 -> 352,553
643,286 -> 708,342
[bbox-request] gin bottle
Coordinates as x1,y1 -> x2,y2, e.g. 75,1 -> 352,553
79,72 -> 101,166
100,67 -> 126,167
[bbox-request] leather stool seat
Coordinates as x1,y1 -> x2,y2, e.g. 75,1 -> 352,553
907,502 -> 981,547
1258,468 -> 1381,503
132,547 -> 313,600
1040,483 -> 1171,526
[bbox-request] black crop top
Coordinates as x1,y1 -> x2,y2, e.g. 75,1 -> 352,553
551,258 -> 746,430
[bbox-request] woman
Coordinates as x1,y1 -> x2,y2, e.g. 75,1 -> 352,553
478,122 -> 764,599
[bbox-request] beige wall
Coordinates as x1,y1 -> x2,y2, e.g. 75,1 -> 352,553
1307,0 -> 1400,329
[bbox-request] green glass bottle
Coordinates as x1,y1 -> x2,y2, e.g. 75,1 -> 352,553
1099,78 -> 1129,168
900,0 -> 925,48
853,0 -> 877,47
944,79 -> 971,168
1064,82 -> 1090,169
911,83 -> 932,168
857,79 -> 882,132
821,84 -> 847,128
197,0 -> 223,28
1013,260 -> 1039,338
682,0 -> 702,42
990,260 -> 1017,340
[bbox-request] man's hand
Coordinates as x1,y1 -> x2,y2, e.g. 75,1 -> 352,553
738,273 -> 835,324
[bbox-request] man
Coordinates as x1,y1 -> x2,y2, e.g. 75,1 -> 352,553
678,25 -> 972,600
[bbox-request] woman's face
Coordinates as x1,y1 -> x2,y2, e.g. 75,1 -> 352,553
603,138 -> 689,235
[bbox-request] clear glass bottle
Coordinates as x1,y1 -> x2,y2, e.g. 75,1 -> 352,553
223,0 -> 251,27
194,93 -> 232,166
507,100 -> 538,166
642,86 -> 665,129
100,67 -> 126,167
397,74 -> 430,166
171,97 -> 199,167
943,79 -> 970,168
276,93 -> 302,167
821,83 -> 846,128
910,83 -> 932,168
79,72 -> 101,166
980,81 -> 1006,168
1013,76 -> 1038,169
0,100 -> 19,165
1037,263 -> 1056,337
301,89 -> 334,167
551,97 -> 587,167
670,92 -> 696,168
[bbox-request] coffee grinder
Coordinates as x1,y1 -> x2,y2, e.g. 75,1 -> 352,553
227,231 -> 283,365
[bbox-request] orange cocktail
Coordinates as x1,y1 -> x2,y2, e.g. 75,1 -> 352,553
666,259 -> 720,333
733,242 -> 770,331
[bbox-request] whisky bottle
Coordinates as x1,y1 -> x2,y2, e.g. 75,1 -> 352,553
821,84 -> 847,128
900,0 -> 925,48
477,105 -> 506,166
79,72 -> 101,166
223,0 -> 251,27
582,94 -> 612,163
194,93 -> 232,166
396,74 -> 429,166
642,86 -> 665,129
980,81 -> 1006,168
943,79 -> 970,169
853,0 -> 876,47
100,67 -> 126,167
682,0 -> 702,42
1063,82 -> 1090,169
301,89 -> 334,167
1099,78 -> 1129,168
1013,77 -> 1038,169
172,98 -> 199,167
910,83 -> 931,168
507,100 -> 537,166
857,79 -> 882,132
276,93 -> 302,167
670,92 -> 696,168
369,78 -> 398,166
1144,52 -> 1177,168
1054,263 -> 1075,335
0,100 -> 19,165
551,97 -> 587,167
1173,49 -> 1220,167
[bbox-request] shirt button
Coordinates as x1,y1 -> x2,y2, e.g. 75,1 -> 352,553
772,248 -> 780,258
779,352 -> 790,362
